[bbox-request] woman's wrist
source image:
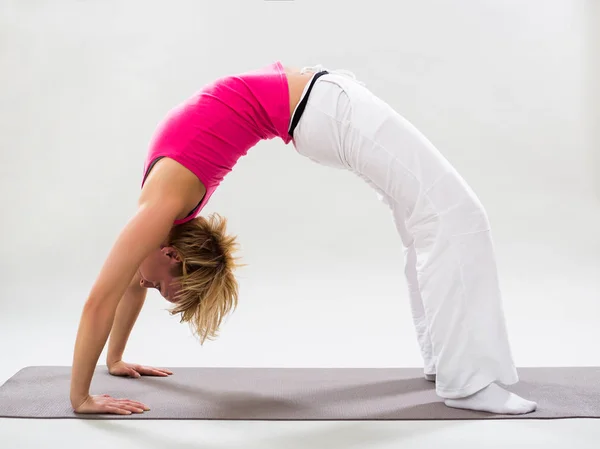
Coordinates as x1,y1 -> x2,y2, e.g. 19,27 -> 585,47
70,392 -> 90,409
106,357 -> 122,368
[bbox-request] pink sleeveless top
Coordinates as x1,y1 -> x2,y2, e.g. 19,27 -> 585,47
142,61 -> 292,224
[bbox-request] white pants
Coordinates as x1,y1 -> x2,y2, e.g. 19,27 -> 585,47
292,67 -> 519,399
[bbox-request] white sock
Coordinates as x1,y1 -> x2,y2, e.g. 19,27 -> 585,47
444,383 -> 537,415
424,373 -> 436,382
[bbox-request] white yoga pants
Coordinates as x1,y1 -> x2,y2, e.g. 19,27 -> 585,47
291,67 -> 519,399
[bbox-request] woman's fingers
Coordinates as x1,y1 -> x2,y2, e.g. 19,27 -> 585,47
104,402 -> 145,414
115,397 -> 149,406
105,406 -> 135,415
121,404 -> 145,413
134,365 -> 173,376
128,369 -> 141,378
111,400 -> 145,413
119,399 -> 150,411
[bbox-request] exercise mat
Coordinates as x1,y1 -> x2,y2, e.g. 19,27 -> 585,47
0,366 -> 598,420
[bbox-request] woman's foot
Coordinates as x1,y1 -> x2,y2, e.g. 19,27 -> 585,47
444,383 -> 537,415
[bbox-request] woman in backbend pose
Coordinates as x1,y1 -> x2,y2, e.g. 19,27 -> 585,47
70,62 -> 537,416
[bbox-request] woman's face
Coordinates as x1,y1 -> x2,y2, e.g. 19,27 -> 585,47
138,246 -> 181,303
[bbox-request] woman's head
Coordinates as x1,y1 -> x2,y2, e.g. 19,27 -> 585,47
139,213 -> 242,344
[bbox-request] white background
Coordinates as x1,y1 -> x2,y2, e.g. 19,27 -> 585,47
1,0 -> 599,447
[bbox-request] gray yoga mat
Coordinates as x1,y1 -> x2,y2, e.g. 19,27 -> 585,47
0,366 -> 599,420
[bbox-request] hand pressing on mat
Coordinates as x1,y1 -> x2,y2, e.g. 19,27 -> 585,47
73,394 -> 150,415
109,361 -> 173,378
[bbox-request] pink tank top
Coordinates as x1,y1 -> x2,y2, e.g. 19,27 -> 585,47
142,61 -> 292,224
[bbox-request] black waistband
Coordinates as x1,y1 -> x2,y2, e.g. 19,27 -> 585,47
288,70 -> 329,138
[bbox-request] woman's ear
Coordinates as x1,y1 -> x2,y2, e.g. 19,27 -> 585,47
161,246 -> 181,262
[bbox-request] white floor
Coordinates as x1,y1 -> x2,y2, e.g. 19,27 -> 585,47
1,191 -> 600,448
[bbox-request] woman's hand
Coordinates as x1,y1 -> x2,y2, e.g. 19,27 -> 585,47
73,394 -> 150,415
108,360 -> 173,378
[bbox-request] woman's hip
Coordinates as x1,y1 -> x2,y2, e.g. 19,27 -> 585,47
292,75 -> 488,233
292,73 -> 456,189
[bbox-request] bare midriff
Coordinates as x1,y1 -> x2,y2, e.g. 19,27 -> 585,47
283,65 -> 317,118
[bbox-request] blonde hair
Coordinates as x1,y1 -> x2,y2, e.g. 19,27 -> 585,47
166,213 -> 243,344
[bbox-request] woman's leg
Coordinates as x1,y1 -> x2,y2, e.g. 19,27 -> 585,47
292,70 -> 536,414
404,242 -> 437,381
377,192 -> 436,381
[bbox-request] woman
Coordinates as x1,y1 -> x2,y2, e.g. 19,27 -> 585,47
70,61 -> 537,416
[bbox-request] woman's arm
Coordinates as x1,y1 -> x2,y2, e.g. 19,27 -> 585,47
106,273 -> 147,367
70,201 -> 180,412
105,274 -> 173,378
70,159 -> 201,414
